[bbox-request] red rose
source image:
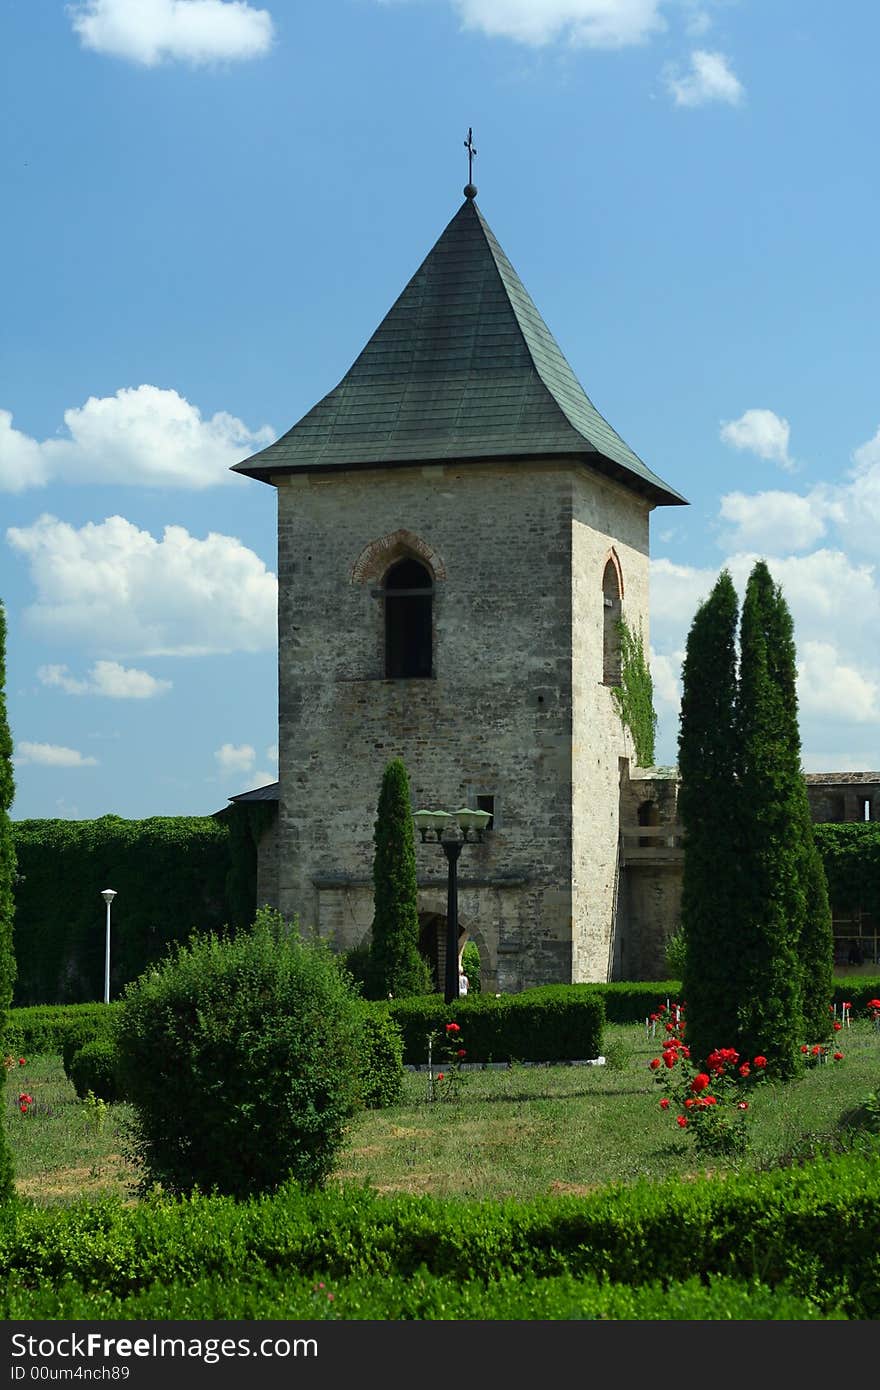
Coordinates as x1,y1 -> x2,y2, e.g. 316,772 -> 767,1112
649,1058 -> 661,1070
800,1045 -> 808,1053
738,1063 -> 750,1077
676,1116 -> 688,1128
811,1045 -> 822,1056
833,1052 -> 844,1061
18,1059 -> 25,1067
737,1101 -> 749,1110
833,1022 -> 842,1032
684,1098 -> 695,1108
659,1098 -> 670,1110
437,1073 -> 444,1080
690,1073 -> 710,1093
662,1052 -> 676,1069
445,1023 -> 460,1033
753,1056 -> 767,1068
457,1049 -> 466,1058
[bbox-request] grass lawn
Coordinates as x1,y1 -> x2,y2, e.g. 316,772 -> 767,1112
7,1021 -> 880,1205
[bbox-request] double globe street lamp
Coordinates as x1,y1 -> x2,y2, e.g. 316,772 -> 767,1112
412,807 -> 492,1004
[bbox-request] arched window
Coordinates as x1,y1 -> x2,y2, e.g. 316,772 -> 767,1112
384,558 -> 433,678
602,558 -> 622,685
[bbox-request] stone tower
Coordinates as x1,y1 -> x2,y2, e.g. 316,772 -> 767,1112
232,188 -> 686,991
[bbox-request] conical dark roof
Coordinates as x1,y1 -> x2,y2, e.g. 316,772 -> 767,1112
233,197 -> 686,507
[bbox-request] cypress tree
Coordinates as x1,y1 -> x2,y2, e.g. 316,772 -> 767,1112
735,561 -> 805,1076
677,569 -> 741,1066
0,601 -> 17,1199
368,758 -> 432,998
763,575 -> 834,1041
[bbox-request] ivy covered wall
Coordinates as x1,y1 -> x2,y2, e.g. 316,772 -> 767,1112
11,814 -> 256,1005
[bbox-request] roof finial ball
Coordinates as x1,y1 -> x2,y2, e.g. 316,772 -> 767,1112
464,126 -> 478,200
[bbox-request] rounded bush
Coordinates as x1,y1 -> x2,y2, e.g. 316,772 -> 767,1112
358,1010 -> 404,1108
115,914 -> 364,1197
66,1037 -> 121,1104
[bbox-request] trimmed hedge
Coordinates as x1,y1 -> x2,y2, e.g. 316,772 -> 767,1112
382,986 -> 604,1065
65,1037 -> 121,1104
0,1270 -> 842,1321
5,1003 -> 121,1059
0,1150 -> 877,1317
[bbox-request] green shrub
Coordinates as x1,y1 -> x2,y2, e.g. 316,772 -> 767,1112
461,940 -> 481,993
357,1009 -> 404,1108
0,1150 -> 877,1318
115,910 -> 364,1197
385,986 -> 604,1065
4,1002 -> 120,1061
663,928 -> 687,979
66,1037 -> 121,1104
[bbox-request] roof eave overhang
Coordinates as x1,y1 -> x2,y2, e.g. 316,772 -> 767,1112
231,450 -> 688,508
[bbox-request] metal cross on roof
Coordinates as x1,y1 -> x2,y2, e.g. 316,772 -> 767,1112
463,127 -> 477,198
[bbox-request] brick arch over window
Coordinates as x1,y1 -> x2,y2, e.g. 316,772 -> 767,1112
351,529 -> 446,585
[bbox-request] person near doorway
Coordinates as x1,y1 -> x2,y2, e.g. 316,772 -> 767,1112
459,967 -> 469,996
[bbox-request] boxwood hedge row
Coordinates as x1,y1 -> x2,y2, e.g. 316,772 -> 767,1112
1,1150 -> 877,1317
0,1270 -> 842,1321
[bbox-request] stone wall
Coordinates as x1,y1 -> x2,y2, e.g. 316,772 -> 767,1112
272,456 -> 652,987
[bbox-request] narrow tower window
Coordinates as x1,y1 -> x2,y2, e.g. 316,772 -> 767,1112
602,559 -> 622,686
384,558 -> 433,678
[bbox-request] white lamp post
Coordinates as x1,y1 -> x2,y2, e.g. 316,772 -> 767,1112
100,889 -> 116,1003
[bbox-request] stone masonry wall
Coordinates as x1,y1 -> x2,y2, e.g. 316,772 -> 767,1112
571,471 -> 652,980
273,457 -> 654,989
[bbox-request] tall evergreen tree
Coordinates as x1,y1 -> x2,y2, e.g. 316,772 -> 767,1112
735,561 -> 805,1076
763,575 -> 834,1040
0,601 -> 18,1199
368,758 -> 432,998
677,569 -> 742,1066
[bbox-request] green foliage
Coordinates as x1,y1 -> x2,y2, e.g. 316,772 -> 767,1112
735,562 -> 808,1076
1,1150 -> 878,1317
367,759 -> 432,999
0,1267 -> 844,1321
4,1002 -> 121,1059
812,823 -> 880,917
65,1037 -> 122,1105
12,815 -> 233,1005
0,601 -> 15,1200
222,802 -> 276,932
461,940 -> 481,993
610,618 -> 657,767
384,985 -> 604,1064
663,927 -> 687,979
573,981 -> 684,1024
115,913 -> 364,1197
677,569 -> 742,1064
357,1009 -> 404,1108
799,818 -> 835,1042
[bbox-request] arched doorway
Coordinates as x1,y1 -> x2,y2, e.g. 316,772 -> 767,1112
418,911 -> 466,992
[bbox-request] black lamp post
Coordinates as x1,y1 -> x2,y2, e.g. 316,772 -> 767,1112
413,807 -> 491,1004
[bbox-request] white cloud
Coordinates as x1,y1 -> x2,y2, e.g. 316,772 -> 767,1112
718,490 -> 831,554
720,408 -> 793,469
797,641 -> 879,725
7,514 -> 277,656
666,49 -> 744,106
438,1 -> 666,48
14,741 -> 98,767
69,0 -> 274,67
266,743 -> 278,765
0,386 -> 274,493
38,661 -> 172,699
249,768 -> 276,788
214,743 -> 256,772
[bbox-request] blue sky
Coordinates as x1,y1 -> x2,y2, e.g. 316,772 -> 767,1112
1,0 -> 878,821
